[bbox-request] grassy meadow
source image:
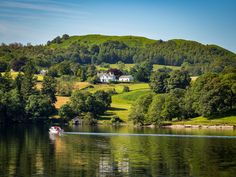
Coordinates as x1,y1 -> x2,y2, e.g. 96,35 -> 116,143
171,116 -> 236,126
96,64 -> 181,71
1,71 -> 44,82
55,82 -> 150,123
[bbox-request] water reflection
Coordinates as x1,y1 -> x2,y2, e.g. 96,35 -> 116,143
0,125 -> 236,177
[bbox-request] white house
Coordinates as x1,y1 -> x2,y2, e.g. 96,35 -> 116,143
40,69 -> 48,75
119,75 -> 134,82
99,72 -> 116,83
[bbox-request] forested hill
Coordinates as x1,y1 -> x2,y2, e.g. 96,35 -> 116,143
0,34 -> 236,75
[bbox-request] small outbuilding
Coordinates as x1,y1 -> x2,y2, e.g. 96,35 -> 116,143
71,117 -> 83,125
118,75 -> 134,82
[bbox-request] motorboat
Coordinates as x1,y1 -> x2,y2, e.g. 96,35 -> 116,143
49,126 -> 64,135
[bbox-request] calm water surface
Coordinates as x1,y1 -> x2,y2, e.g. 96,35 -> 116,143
0,125 -> 236,177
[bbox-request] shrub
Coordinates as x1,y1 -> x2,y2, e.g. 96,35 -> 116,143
122,86 -> 130,92
111,116 -> 121,124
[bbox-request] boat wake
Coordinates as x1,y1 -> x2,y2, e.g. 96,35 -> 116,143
63,132 -> 236,139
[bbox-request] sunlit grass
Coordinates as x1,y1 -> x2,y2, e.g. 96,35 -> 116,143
172,116 -> 236,126
55,96 -> 70,109
1,71 -> 44,82
97,64 -> 181,71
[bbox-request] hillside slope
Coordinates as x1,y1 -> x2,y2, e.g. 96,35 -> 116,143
0,34 -> 235,75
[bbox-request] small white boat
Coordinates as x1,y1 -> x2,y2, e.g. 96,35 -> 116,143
49,126 -> 64,135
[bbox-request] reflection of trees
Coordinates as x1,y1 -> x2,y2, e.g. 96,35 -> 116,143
110,133 -> 236,177
1,126 -> 236,177
0,125 -> 54,177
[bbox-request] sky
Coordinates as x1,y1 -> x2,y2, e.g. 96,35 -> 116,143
0,0 -> 235,52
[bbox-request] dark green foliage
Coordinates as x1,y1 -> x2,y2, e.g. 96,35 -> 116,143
130,70 -> 236,125
1,35 -> 234,75
68,90 -> 111,119
0,61 -> 56,123
82,112 -> 97,125
150,68 -> 190,93
20,61 -> 37,100
56,75 -> 77,96
25,94 -> 55,120
167,70 -> 191,91
0,60 -> 8,72
149,68 -> 171,93
0,72 -> 14,92
62,34 -> 70,40
129,93 -> 153,125
122,86 -> 130,92
161,89 -> 186,121
58,104 -> 75,120
187,73 -> 236,117
146,94 -> 166,124
42,75 -> 57,103
111,115 -> 122,124
107,68 -> 123,79
130,61 -> 153,82
0,89 -> 24,123
11,57 -> 28,71
93,90 -> 112,109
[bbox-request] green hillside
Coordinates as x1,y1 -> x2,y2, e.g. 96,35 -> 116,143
49,34 -> 157,49
0,34 -> 235,75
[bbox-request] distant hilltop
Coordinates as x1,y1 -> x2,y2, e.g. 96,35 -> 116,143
0,34 -> 236,75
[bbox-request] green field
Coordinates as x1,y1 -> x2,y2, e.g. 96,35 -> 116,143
97,64 -> 180,71
55,82 -> 235,125
87,83 -> 150,123
1,71 -> 44,81
171,116 -> 236,126
55,82 -> 151,123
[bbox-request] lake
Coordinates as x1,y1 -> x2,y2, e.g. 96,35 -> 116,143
0,125 -> 236,177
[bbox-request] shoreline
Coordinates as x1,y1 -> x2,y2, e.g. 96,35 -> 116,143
161,124 -> 236,129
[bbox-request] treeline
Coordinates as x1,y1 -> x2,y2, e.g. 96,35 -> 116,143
0,62 -> 57,123
0,34 -> 235,75
129,68 -> 236,125
0,60 -> 113,124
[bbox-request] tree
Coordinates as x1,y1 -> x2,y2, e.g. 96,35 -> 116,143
42,75 -> 57,103
149,68 -> 172,93
187,73 -> 234,117
130,62 -> 153,82
70,91 -> 90,115
122,86 -> 130,92
147,94 -> 165,124
90,45 -> 100,55
117,61 -> 125,71
0,60 -> 8,72
57,61 -> 73,75
82,112 -> 96,125
11,57 -> 28,71
68,90 -> 111,118
167,70 -> 191,91
129,93 -> 153,125
0,89 -> 23,123
58,104 -> 75,120
197,77 -> 232,117
107,68 -> 123,79
93,90 -> 111,109
0,72 -> 14,92
161,89 -> 186,120
25,94 -> 55,120
62,34 -> 69,40
21,61 -> 37,100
